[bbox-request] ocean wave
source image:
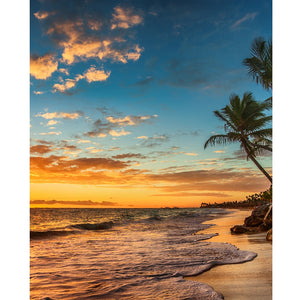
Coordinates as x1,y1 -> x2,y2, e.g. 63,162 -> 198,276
69,221 -> 114,230
30,230 -> 75,240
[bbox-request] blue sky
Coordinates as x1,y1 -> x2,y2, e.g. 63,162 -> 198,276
29,0 -> 272,207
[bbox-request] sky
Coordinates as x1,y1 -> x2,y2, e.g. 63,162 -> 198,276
29,0 -> 272,208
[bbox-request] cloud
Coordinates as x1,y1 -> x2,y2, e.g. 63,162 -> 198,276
111,6 -> 143,29
30,54 -> 58,80
77,139 -> 91,144
214,150 -> 225,153
134,76 -> 155,86
36,111 -> 83,119
33,91 -> 45,95
30,199 -> 118,206
58,68 -> 69,75
152,192 -> 230,197
147,169 -> 269,192
40,8 -> 143,66
88,19 -> 102,31
109,129 -> 131,137
30,154 -> 132,185
184,153 -> 198,156
83,67 -> 111,83
53,79 -> 77,93
86,147 -> 104,154
106,114 -> 157,126
231,12 -> 258,29
140,134 -> 169,148
30,145 -> 53,155
137,136 -> 148,139
34,11 -> 50,20
47,120 -> 58,126
39,131 -> 62,136
31,155 -> 128,173
85,114 -> 158,138
53,66 -> 111,93
112,153 -> 146,159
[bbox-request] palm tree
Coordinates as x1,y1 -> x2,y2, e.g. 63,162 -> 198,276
243,37 -> 272,91
204,92 -> 272,183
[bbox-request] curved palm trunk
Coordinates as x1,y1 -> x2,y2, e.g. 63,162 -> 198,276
244,147 -> 272,183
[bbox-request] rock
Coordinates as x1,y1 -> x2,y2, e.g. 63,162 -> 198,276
231,204 -> 272,235
244,215 -> 263,227
230,225 -> 249,234
243,204 -> 272,229
251,204 -> 271,217
266,228 -> 272,241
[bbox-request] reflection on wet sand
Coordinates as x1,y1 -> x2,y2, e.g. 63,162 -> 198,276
186,209 -> 272,300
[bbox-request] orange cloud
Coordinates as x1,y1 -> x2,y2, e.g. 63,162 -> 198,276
111,6 -> 143,29
153,192 -> 230,197
83,67 -> 111,83
30,199 -> 118,207
34,11 -> 50,20
53,79 -> 77,93
31,155 -> 127,170
42,11 -> 143,66
30,145 -> 53,155
30,54 -> 58,80
53,67 -> 111,93
88,19 -> 102,31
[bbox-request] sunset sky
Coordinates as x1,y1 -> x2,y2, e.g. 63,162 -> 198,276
30,0 -> 272,208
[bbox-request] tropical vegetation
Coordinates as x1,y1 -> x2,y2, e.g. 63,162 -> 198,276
204,92 -> 272,183
243,37 -> 272,91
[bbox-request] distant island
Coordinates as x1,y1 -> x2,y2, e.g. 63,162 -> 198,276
201,187 -> 272,209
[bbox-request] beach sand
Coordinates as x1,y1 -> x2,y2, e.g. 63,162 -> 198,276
185,209 -> 272,299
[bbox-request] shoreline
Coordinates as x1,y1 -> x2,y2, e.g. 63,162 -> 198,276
186,209 -> 272,299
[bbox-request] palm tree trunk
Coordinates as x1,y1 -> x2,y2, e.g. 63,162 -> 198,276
246,149 -> 272,183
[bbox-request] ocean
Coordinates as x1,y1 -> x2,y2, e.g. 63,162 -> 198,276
30,208 -> 256,300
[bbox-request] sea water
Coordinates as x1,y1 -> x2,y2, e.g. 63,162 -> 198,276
30,208 -> 255,300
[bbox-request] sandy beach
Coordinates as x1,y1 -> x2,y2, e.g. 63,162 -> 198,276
186,209 -> 272,299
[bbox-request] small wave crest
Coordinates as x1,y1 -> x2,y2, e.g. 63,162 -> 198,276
30,230 -> 75,240
70,221 -> 114,231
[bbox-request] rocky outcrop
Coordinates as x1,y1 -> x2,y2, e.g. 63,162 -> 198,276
230,204 -> 272,240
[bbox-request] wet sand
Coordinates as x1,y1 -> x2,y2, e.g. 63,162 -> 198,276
186,209 -> 272,299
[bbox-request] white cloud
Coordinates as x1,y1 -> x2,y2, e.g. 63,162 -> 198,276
47,120 -> 58,126
231,12 -> 258,29
33,91 -> 45,95
39,131 -> 62,136
36,111 -> 82,119
77,139 -> 91,144
109,129 -> 131,137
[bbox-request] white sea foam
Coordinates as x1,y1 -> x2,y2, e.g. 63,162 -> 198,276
30,208 -> 256,299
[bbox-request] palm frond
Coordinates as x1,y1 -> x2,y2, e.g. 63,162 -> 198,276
204,134 -> 234,149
